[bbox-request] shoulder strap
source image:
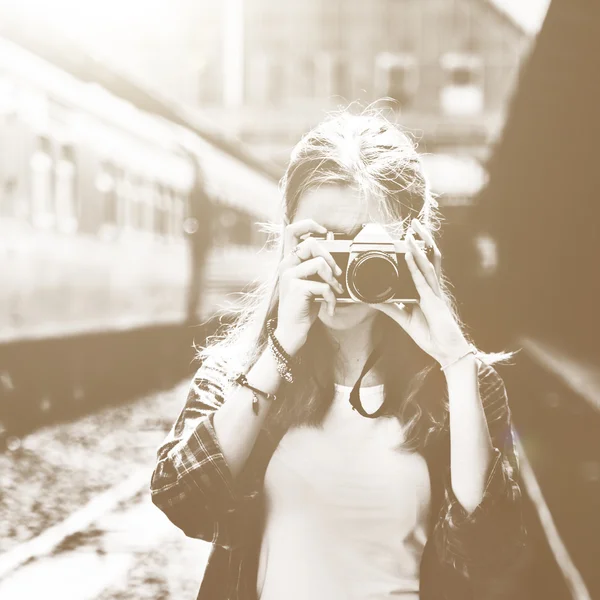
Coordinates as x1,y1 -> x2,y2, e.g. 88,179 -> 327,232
348,341 -> 388,418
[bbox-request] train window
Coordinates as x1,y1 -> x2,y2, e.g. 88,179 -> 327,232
130,178 -> 144,231
440,52 -> 483,116
129,182 -> 143,230
55,145 -> 77,233
116,170 -> 131,229
154,184 -> 170,238
163,188 -> 178,239
140,181 -> 156,233
96,163 -> 117,230
152,184 -> 161,235
172,192 -> 184,238
164,189 -> 174,238
375,53 -> 418,109
30,136 -> 54,229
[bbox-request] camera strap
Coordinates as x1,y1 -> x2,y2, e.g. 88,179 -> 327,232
348,341 -> 387,419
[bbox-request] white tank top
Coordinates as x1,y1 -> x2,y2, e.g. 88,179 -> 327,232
257,383 -> 431,600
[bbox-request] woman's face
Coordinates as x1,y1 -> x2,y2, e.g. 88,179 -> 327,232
292,184 -> 389,332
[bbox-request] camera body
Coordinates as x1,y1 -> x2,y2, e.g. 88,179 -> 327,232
311,223 -> 433,304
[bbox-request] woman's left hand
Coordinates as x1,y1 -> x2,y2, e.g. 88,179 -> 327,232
374,219 -> 471,367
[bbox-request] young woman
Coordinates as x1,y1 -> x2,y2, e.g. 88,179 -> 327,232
151,110 -> 527,600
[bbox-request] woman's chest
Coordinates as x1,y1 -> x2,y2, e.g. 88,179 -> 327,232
262,414 -> 432,533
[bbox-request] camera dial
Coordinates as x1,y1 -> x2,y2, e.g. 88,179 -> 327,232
345,224 -> 400,304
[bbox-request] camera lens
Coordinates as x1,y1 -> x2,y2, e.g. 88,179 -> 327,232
347,252 -> 399,303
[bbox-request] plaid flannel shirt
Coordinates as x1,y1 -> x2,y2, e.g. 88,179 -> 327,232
150,359 -> 527,600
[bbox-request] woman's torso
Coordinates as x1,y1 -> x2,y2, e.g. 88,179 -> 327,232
257,384 -> 432,600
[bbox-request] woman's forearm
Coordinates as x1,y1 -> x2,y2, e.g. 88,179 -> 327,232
212,347 -> 283,479
444,355 -> 495,514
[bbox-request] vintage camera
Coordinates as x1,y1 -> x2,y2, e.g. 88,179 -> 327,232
311,223 -> 433,304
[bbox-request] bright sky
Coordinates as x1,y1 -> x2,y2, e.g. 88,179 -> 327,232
490,0 -> 552,34
1,0 -> 554,67
1,0 -> 181,53
5,0 -> 554,41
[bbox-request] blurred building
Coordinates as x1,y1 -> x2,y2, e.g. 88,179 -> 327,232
0,0 -> 546,198
196,0 -> 536,167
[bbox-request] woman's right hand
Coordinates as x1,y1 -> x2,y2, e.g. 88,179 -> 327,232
275,219 -> 344,356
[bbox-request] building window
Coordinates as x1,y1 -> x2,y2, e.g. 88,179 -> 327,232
440,52 -> 483,116
30,136 -> 54,229
55,145 -> 77,233
300,57 -> 316,98
375,53 -> 418,109
331,57 -> 351,100
266,61 -> 285,105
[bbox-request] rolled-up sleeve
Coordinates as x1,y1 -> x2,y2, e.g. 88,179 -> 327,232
150,360 -> 243,548
433,363 -> 528,581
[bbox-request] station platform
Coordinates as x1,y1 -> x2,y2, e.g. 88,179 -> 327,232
0,490 -> 210,600
0,332 -> 597,600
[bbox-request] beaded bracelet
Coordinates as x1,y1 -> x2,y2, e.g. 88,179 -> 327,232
266,319 -> 295,383
233,372 -> 277,416
439,344 -> 478,372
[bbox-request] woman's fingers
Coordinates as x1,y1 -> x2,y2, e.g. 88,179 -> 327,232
279,236 -> 342,280
286,256 -> 344,295
284,219 -> 327,252
410,218 -> 442,281
406,230 -> 441,297
295,237 -> 342,275
293,279 -> 338,317
409,218 -> 438,252
405,251 -> 437,306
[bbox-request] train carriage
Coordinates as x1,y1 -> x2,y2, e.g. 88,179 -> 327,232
0,36 -> 280,436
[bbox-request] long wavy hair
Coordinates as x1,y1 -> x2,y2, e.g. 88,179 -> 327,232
197,107 -> 515,452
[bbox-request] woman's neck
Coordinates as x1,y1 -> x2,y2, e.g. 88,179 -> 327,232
325,315 -> 385,387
